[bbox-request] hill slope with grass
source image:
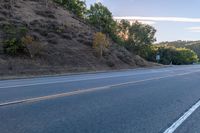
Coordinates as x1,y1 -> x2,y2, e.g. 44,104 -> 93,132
0,0 -> 156,76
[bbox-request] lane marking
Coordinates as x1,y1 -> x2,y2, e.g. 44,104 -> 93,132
1,66 -> 199,89
0,70 -> 200,107
0,70 -> 170,89
163,99 -> 200,133
0,69 -> 195,89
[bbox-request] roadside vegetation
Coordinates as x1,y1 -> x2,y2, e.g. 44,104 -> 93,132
158,40 -> 200,62
52,0 -> 199,65
139,45 -> 198,65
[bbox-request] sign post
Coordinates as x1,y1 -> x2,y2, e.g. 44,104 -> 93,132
156,54 -> 160,63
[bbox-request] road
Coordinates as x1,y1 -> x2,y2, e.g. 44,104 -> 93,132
1,65 -> 200,133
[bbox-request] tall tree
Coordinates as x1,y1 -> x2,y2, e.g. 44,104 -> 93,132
117,19 -> 131,41
54,0 -> 87,18
128,21 -> 156,47
87,3 -> 116,34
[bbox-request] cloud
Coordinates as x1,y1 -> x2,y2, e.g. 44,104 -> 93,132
186,27 -> 200,32
137,20 -> 156,25
126,20 -> 156,25
96,0 -> 102,3
114,16 -> 200,23
115,19 -> 156,25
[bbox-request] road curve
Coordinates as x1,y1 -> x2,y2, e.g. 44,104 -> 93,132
1,65 -> 200,133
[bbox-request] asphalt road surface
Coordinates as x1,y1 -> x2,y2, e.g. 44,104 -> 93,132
1,65 -> 200,133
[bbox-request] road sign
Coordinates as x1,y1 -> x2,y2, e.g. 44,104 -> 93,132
156,55 -> 160,61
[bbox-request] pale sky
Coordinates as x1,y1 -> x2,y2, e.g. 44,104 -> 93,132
86,0 -> 200,42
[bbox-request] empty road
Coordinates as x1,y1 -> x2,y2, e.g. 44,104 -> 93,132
1,65 -> 200,133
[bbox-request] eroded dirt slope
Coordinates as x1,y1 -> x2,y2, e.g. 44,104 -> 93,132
0,0 -> 156,76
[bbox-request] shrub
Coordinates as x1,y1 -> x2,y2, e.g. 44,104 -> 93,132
2,24 -> 29,56
139,45 -> 199,65
173,48 -> 199,65
93,32 -> 109,57
3,38 -> 25,55
54,0 -> 87,18
2,24 -> 42,57
21,35 -> 43,58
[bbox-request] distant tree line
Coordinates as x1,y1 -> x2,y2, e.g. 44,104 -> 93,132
139,45 -> 198,65
157,40 -> 200,61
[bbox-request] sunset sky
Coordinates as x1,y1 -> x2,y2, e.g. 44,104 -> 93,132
86,0 -> 200,42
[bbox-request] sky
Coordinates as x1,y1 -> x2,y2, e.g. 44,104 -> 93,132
86,0 -> 200,42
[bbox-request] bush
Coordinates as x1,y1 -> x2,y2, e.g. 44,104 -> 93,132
2,24 -> 42,57
93,32 -> 109,57
139,45 -> 199,65
22,35 -> 43,58
2,24 -> 29,55
138,45 -> 158,62
54,0 -> 87,18
173,48 -> 199,65
3,38 -> 25,55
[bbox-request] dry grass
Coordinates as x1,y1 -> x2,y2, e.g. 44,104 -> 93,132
0,0 -> 157,77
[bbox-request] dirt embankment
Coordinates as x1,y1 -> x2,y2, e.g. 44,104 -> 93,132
0,0 -> 157,77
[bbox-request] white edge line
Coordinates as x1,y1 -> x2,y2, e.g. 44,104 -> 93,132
0,70 -> 167,89
163,99 -> 200,133
0,69 -> 195,89
0,71 -> 199,107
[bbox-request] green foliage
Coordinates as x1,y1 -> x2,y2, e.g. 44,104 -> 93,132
3,24 -> 27,39
87,3 -> 116,34
3,38 -> 25,55
54,0 -> 87,18
173,48 -> 199,65
139,45 -> 199,65
86,2 -> 126,45
138,45 -> 158,62
128,21 -> 156,47
2,24 -> 28,56
114,20 -> 157,53
186,43 -> 200,59
156,40 -> 200,61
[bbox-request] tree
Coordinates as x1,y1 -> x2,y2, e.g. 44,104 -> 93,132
87,3 -> 116,34
70,0 -> 87,18
117,19 -> 131,41
174,48 -> 199,65
93,32 -> 109,57
141,45 -> 199,65
127,21 -> 156,51
54,0 -> 87,18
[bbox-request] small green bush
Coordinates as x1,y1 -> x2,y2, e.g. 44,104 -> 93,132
2,24 -> 29,56
3,38 -> 25,55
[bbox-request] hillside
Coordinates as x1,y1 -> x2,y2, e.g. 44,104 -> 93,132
0,0 -> 156,77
